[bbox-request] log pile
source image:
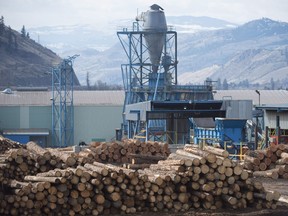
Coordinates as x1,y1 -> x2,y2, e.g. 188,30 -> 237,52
0,139 -> 169,184
77,139 -> 170,165
0,138 -> 282,215
244,144 -> 288,179
0,142 -> 79,184
0,135 -> 23,154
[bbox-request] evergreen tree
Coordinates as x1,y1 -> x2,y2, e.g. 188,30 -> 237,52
94,80 -> 108,90
26,32 -> 30,38
21,25 -> 26,37
223,78 -> 229,90
86,72 -> 91,89
0,16 -> 4,35
270,78 -> 275,90
7,26 -> 13,52
216,78 -> 222,90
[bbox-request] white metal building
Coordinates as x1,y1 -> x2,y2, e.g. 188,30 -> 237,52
0,90 -> 124,146
0,89 -> 287,146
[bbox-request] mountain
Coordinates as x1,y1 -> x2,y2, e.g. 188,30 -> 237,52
0,24 -> 80,88
177,18 -> 288,87
28,16 -> 235,55
28,17 -> 288,89
28,24 -> 117,54
27,16 -> 235,85
166,16 -> 236,33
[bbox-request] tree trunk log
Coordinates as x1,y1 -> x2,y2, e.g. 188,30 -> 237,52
203,146 -> 229,158
253,168 -> 279,179
183,146 -> 216,163
24,176 -> 65,183
175,149 -> 206,165
48,149 -> 76,167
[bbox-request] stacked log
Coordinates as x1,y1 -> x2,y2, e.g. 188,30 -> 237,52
77,139 -> 170,165
0,140 -> 169,184
0,135 -> 23,154
178,145 -> 280,209
1,161 -> 279,215
244,144 -> 288,179
0,142 -> 77,184
0,139 -> 282,215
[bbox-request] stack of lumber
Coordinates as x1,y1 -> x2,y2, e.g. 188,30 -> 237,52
77,139 -> 170,165
244,144 -> 288,179
0,139 -> 281,215
0,135 -> 23,154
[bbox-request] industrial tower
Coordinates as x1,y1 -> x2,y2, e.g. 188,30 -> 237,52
52,55 -> 79,147
117,5 -> 222,143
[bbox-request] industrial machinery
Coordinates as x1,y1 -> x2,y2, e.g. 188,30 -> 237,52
193,118 -> 251,159
117,4 -> 225,144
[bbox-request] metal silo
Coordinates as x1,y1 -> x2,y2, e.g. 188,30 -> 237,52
136,4 -> 167,73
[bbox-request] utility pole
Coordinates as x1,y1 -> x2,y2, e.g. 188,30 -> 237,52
255,90 -> 261,150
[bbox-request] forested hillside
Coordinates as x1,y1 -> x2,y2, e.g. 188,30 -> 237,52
0,16 -> 80,88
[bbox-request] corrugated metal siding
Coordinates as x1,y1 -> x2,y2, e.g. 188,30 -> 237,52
74,91 -> 124,106
0,107 -> 20,128
0,92 -> 51,106
222,100 -> 253,119
126,101 -> 151,121
0,91 -> 125,106
29,107 -> 52,129
1,90 -> 287,106
214,90 -> 288,106
264,111 -> 288,129
74,106 -> 123,143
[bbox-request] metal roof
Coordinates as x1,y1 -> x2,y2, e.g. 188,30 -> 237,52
0,89 -> 287,107
3,128 -> 49,135
0,90 -> 125,106
74,91 -> 124,106
214,90 -> 288,106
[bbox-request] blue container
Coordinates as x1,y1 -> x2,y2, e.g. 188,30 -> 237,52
215,118 -> 247,143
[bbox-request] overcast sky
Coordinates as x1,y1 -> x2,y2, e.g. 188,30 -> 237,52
1,0 -> 288,30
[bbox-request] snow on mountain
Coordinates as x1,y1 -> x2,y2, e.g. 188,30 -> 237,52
27,17 -> 288,88
178,65 -> 220,85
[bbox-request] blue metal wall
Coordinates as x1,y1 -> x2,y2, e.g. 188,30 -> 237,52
4,135 -> 29,144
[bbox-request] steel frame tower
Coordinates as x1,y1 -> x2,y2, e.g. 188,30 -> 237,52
116,5 -> 222,144
52,55 -> 78,147
118,22 -> 177,102
117,22 -> 178,132
117,22 -> 215,142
